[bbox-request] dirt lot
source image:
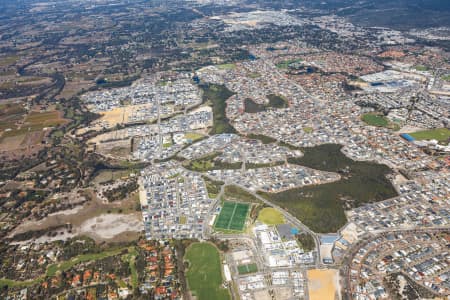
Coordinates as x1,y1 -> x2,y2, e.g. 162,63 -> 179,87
307,269 -> 341,300
79,213 -> 142,240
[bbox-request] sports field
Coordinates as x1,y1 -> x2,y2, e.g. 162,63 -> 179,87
237,263 -> 258,274
184,243 -> 230,300
409,128 -> 450,143
214,201 -> 250,231
361,113 -> 388,127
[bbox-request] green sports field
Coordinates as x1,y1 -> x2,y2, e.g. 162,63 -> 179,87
409,128 -> 450,143
214,201 -> 250,231
237,263 -> 258,275
184,243 -> 230,300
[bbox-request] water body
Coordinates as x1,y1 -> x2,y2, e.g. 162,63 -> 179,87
259,144 -> 398,233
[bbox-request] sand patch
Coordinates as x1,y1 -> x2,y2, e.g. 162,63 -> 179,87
307,269 -> 340,300
78,213 -> 142,239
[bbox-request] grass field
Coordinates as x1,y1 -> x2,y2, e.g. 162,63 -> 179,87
217,63 -> 236,70
247,72 -> 261,78
214,201 -> 250,231
26,111 -> 67,127
276,58 -> 303,69
184,152 -> 242,172
237,263 -> 258,275
257,207 -> 285,225
303,127 -> 314,133
361,113 -> 389,127
184,243 -> 230,300
442,74 -> 450,81
93,170 -> 134,184
409,128 -> 450,143
413,65 -> 428,71
185,132 -> 205,141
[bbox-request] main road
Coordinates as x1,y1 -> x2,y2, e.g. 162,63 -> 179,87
200,170 -> 323,267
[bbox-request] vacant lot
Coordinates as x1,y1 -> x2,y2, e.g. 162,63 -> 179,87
409,128 -> 450,143
307,269 -> 340,300
184,243 -> 230,300
214,201 -> 250,231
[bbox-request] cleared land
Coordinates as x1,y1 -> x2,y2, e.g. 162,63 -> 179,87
409,128 -> 450,143
214,201 -> 250,231
257,207 -> 285,225
237,263 -> 258,275
184,243 -> 230,300
307,269 -> 340,300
